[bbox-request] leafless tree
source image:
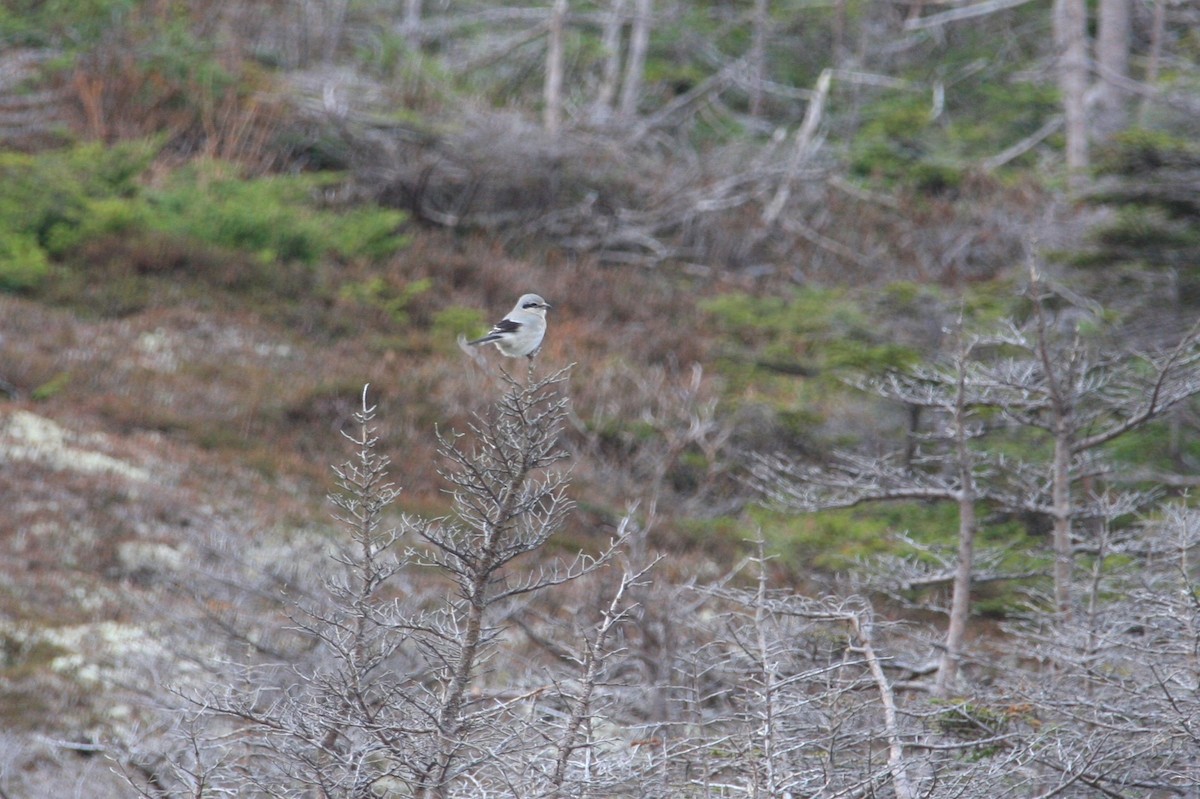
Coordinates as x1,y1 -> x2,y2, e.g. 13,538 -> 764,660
109,330 -> 1200,798
696,548 -> 931,798
988,274 -> 1200,620
571,361 -> 733,534
752,280 -> 1200,695
750,323 -> 1018,696
988,502 -> 1200,797
123,369 -> 650,798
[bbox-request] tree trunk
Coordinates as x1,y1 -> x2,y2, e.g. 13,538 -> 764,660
593,0 -> 626,121
854,613 -> 917,799
619,0 -> 651,119
1053,0 -> 1089,189
403,0 -> 423,47
936,364 -> 977,697
1095,0 -> 1132,138
1139,0 -> 1167,124
544,0 -> 567,135
936,490 -> 975,696
1052,428 -> 1074,620
903,403 -> 921,471
749,0 -> 770,117
323,0 -> 350,65
832,0 -> 846,65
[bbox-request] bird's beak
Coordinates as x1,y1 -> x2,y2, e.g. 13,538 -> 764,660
542,302 -> 553,309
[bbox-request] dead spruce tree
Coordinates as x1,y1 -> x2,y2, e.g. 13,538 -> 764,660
752,283 -> 1200,690
750,325 -> 1018,697
988,276 -> 1200,620
979,502 -> 1200,798
686,538 -> 925,799
135,367 -> 642,798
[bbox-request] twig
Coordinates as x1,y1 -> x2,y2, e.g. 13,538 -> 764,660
779,216 -> 875,271
981,115 -> 1063,172
904,0 -> 1037,31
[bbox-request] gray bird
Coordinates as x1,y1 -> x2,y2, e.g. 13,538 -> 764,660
467,293 -> 552,358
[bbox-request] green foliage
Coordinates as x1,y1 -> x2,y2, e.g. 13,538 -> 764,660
676,516 -> 747,561
1075,127 -> 1200,300
46,197 -> 154,257
749,497 -> 1041,611
959,279 -> 1025,325
135,8 -> 230,89
31,372 -> 71,401
1094,128 -> 1199,179
0,141 -> 156,291
703,285 -> 938,463
324,205 -> 412,262
586,417 -> 661,462
1104,414 -> 1200,474
850,95 -> 940,185
1089,206 -> 1197,266
0,141 -> 408,309
703,287 -> 922,376
145,162 -> 408,265
751,504 -> 909,572
0,232 -> 49,292
0,141 -> 154,255
930,699 -> 1017,742
340,277 -> 432,325
850,80 -> 1057,191
943,81 -> 1059,156
0,0 -> 135,48
432,306 -> 487,341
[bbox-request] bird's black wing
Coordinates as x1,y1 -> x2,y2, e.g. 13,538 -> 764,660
468,317 -> 522,345
489,318 -> 522,334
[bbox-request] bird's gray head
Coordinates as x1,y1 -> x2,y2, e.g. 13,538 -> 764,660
516,293 -> 551,314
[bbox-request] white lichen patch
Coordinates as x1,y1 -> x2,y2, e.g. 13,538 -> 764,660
9,621 -> 175,688
134,327 -> 180,373
0,410 -> 151,482
116,540 -> 186,575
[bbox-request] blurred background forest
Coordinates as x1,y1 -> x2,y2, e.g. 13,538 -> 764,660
1,0 -> 1199,796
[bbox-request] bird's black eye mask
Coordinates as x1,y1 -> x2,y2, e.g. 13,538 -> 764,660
523,302 -> 541,309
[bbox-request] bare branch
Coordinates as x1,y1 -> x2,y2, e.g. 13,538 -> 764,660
904,0 -> 1038,30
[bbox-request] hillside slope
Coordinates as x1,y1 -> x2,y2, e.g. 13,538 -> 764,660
1,1 -> 1199,795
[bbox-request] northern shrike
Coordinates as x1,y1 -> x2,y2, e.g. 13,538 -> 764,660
467,293 -> 552,358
